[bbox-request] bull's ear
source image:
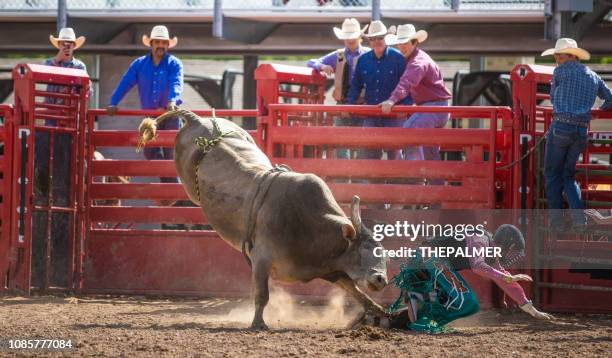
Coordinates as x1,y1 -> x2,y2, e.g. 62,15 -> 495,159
350,195 -> 363,232
341,223 -> 357,241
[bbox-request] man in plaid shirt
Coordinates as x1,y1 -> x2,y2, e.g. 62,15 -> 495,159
541,38 -> 612,231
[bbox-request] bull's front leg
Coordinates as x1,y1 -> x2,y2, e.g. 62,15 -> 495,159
250,258 -> 271,330
335,276 -> 386,327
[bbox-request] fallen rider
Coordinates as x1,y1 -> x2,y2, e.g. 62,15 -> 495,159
387,224 -> 554,333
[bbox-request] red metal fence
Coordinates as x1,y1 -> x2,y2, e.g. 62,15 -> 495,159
510,64 -> 612,313
0,104 -> 13,290
8,64 -> 90,294
264,103 -> 513,209
0,62 -> 610,313
81,109 -> 258,296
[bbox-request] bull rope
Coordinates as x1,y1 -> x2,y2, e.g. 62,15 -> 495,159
240,164 -> 292,268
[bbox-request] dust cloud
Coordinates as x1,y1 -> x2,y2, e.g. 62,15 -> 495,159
206,286 -> 361,329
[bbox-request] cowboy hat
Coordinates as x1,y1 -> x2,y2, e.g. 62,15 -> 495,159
385,24 -> 428,46
49,28 -> 86,50
541,38 -> 590,61
142,25 -> 178,48
364,20 -> 391,38
333,18 -> 368,40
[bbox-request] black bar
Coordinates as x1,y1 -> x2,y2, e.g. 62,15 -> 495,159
520,137 -> 528,209
18,131 -> 27,238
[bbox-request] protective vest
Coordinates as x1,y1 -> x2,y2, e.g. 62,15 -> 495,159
333,48 -> 361,103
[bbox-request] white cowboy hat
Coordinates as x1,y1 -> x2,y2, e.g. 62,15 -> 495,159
142,25 -> 178,48
541,38 -> 590,61
385,24 -> 428,46
364,20 -> 390,38
333,18 -> 368,40
49,28 -> 86,50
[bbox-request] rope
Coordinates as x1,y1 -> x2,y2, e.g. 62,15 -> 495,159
193,117 -> 239,154
192,109 -> 238,203
241,164 -> 293,268
497,132 -> 547,171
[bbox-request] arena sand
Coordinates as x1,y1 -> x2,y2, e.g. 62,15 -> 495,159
0,288 -> 610,357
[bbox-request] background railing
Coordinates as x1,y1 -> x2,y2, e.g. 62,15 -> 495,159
1,0 -> 545,11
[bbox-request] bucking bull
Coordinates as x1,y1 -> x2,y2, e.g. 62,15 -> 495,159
137,109 -> 388,329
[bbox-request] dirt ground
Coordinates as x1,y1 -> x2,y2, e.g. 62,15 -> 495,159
0,291 -> 610,357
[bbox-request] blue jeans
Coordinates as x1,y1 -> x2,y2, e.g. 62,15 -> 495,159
333,116 -> 363,159
544,121 -> 588,226
359,117 -> 404,160
144,117 -> 180,183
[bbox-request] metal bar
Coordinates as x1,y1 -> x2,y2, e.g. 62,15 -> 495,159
277,91 -> 320,100
538,282 -> 612,293
57,0 -> 67,33
538,254 -> 612,266
372,0 -> 381,21
269,127 -> 491,147
268,104 -> 512,116
32,206 -> 76,213
18,130 -> 28,244
34,102 -> 74,111
32,126 -> 77,134
213,0 -> 223,38
576,169 -> 612,176
89,207 -> 206,225
34,90 -> 80,99
90,183 -> 188,200
271,158 -> 491,180
43,129 -> 55,291
584,200 -> 612,208
34,113 -> 74,121
520,136 -> 528,210
86,108 -> 257,117
89,229 -> 218,239
328,183 -> 488,204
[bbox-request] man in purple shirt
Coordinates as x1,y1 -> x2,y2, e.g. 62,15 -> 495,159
381,24 -> 452,165
107,25 -> 183,184
307,18 -> 369,159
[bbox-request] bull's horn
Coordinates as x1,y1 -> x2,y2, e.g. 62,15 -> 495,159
350,195 -> 362,232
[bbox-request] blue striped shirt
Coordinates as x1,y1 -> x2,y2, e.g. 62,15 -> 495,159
110,53 -> 183,109
44,57 -> 87,105
551,61 -> 612,121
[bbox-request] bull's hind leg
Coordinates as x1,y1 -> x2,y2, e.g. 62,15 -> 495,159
250,259 -> 271,330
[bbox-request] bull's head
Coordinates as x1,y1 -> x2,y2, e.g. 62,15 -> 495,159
340,196 -> 388,291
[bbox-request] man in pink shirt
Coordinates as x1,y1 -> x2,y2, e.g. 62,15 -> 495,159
380,24 -> 452,167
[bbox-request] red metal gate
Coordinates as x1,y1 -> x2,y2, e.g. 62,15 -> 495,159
80,109 -> 258,296
0,104 -> 14,290
7,63 -> 90,294
511,64 -> 612,313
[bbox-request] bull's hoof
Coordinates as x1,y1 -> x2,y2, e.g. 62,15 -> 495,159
346,312 -> 366,330
367,304 -> 386,317
249,321 -> 269,331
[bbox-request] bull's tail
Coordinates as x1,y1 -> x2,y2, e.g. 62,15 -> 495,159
136,109 -> 211,152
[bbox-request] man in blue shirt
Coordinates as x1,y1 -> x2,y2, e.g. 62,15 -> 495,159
541,38 -> 612,231
346,21 -> 411,160
107,25 -> 184,177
